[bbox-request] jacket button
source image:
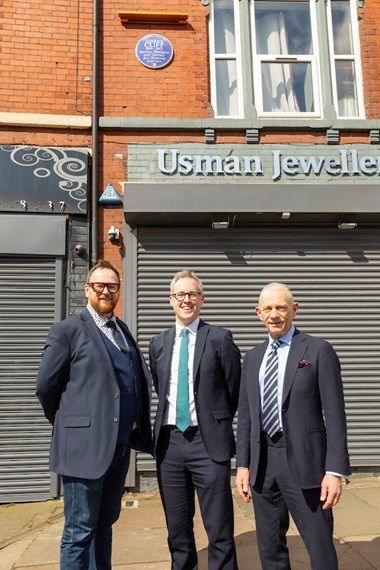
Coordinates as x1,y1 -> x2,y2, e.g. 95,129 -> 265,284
113,417 -> 119,423
115,393 -> 119,399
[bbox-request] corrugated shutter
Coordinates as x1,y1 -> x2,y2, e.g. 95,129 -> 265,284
0,258 -> 58,502
136,227 -> 380,471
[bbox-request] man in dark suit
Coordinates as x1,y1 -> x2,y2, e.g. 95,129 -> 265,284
236,282 -> 350,570
36,260 -> 153,570
149,269 -> 241,570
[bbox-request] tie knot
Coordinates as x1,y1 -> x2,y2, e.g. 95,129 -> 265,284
271,339 -> 281,351
182,328 -> 188,338
106,320 -> 116,330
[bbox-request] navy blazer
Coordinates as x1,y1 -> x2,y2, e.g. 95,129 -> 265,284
236,328 -> 350,488
36,309 -> 153,479
149,319 -> 241,463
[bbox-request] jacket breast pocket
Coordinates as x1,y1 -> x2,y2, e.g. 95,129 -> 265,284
63,416 -> 91,428
213,409 -> 231,420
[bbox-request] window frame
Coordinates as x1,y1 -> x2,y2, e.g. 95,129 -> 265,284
250,0 -> 321,118
326,0 -> 365,119
209,0 -> 244,118
209,0 -> 364,121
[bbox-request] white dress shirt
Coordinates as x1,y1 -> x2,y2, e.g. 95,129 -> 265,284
163,317 -> 200,426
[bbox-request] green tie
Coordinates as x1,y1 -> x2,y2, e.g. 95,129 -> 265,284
176,328 -> 190,432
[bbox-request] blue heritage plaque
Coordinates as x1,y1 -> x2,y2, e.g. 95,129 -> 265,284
135,34 -> 174,69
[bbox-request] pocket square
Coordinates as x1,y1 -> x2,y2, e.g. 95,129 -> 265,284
298,359 -> 311,368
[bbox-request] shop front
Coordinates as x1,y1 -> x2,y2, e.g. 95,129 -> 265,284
122,142 -> 380,486
0,145 -> 90,502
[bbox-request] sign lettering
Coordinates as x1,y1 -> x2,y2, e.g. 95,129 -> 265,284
157,148 -> 380,181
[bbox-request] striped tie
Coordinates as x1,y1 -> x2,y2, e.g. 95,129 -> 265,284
262,340 -> 282,437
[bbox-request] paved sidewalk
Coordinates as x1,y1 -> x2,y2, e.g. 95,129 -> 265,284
0,476 -> 379,569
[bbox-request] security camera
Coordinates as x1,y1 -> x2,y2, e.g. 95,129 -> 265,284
107,226 -> 120,241
74,244 -> 86,257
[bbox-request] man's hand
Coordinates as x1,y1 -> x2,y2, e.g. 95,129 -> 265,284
236,468 -> 251,503
320,474 -> 343,510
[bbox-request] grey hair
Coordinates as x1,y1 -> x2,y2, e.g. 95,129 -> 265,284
170,269 -> 204,294
258,282 -> 294,304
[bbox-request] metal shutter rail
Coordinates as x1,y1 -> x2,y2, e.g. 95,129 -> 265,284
136,228 -> 380,470
0,258 -> 57,502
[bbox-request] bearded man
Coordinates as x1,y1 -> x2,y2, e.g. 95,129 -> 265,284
36,260 -> 152,570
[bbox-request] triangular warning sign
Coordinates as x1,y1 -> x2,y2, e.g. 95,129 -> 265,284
99,183 -> 123,205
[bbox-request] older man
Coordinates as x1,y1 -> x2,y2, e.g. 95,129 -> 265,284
236,282 -> 350,570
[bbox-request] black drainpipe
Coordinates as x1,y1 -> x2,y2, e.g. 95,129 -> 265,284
91,0 -> 99,265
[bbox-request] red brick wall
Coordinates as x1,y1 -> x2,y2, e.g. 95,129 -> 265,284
1,0 -> 380,316
358,0 -> 380,118
0,0 -> 93,115
101,0 -> 211,118
0,0 -> 210,118
1,0 -> 379,119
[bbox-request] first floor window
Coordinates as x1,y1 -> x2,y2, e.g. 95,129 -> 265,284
209,0 -> 364,119
252,1 -> 319,115
328,0 -> 363,117
210,0 -> 242,117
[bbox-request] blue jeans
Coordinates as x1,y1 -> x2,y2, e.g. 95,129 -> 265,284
60,443 -> 130,570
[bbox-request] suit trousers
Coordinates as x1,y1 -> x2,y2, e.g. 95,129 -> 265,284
251,433 -> 338,570
156,426 -> 237,570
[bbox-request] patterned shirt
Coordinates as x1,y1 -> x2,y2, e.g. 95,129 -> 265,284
86,303 -> 128,351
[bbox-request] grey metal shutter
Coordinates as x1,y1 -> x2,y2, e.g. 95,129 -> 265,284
0,258 -> 59,502
136,227 -> 380,471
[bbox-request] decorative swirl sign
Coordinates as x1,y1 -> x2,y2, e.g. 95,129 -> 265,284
0,145 -> 88,213
135,34 -> 174,69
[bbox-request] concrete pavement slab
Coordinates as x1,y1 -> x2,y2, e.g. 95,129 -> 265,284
0,500 -> 63,549
0,477 -> 379,570
0,536 -> 35,570
334,492 -> 380,536
348,487 -> 380,508
112,493 -> 172,566
12,518 -> 62,568
111,564 -> 170,569
337,536 -> 380,570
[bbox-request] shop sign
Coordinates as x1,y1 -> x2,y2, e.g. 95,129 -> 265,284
135,34 -> 174,69
0,146 -> 88,214
157,148 -> 380,182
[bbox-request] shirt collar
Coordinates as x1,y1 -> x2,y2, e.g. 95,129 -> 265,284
175,317 -> 200,337
87,303 -> 113,326
268,325 -> 295,346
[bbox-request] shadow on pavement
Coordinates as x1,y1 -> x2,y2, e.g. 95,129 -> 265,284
197,532 -> 380,570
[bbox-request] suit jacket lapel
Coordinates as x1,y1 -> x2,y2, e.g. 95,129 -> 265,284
282,329 -> 308,403
116,318 -> 134,345
116,318 -> 151,382
193,320 -> 208,387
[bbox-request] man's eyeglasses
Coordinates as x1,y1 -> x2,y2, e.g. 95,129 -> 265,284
87,282 -> 120,294
171,291 -> 201,302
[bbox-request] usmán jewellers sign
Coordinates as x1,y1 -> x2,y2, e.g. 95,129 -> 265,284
157,148 -> 380,181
